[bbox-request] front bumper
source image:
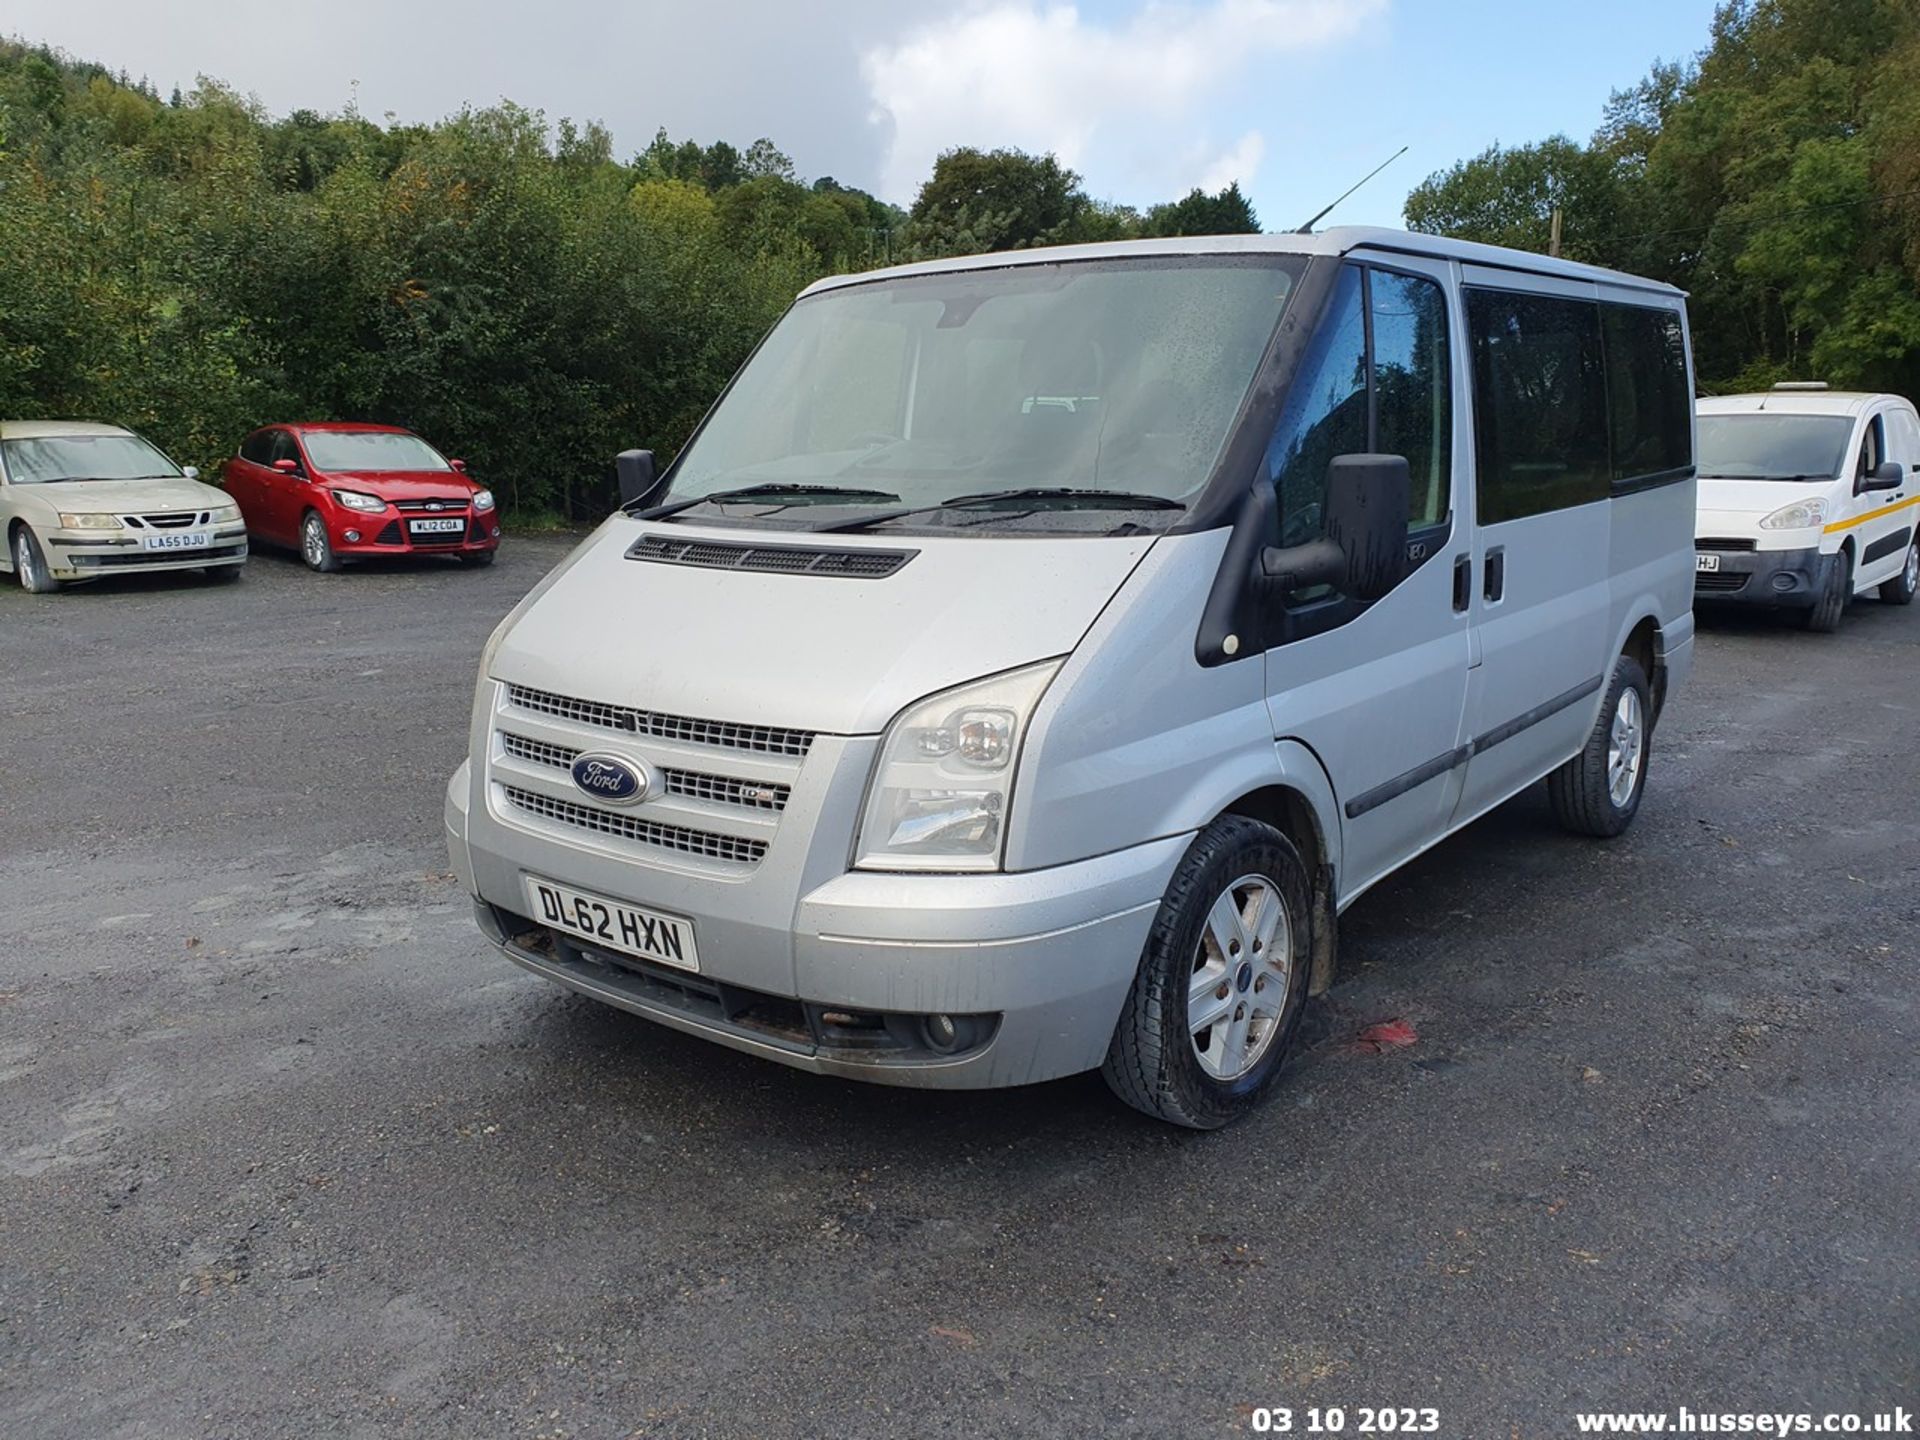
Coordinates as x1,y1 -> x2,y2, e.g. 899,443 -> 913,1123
444,760 -> 1181,1089
327,509 -> 500,558
46,525 -> 248,578
1693,543 -> 1823,607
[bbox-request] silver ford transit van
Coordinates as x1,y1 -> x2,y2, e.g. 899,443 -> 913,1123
445,227 -> 1696,1128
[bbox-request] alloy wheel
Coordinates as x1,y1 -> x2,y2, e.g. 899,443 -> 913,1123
1906,542 -> 1918,596
303,515 -> 326,569
1187,873 -> 1294,1081
1608,686 -> 1645,808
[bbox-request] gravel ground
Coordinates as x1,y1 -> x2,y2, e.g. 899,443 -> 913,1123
1,536 -> 1914,1439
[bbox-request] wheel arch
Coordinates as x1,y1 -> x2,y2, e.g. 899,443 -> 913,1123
1216,747 -> 1342,996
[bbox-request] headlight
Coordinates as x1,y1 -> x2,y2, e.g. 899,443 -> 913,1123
332,489 -> 386,513
58,512 -> 122,530
211,504 -> 241,524
470,489 -> 495,513
1759,497 -> 1827,530
854,659 -> 1063,872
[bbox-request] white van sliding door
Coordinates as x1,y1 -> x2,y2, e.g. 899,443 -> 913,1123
1450,274 -> 1614,827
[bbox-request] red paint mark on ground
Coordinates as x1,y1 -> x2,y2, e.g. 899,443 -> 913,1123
1350,1019 -> 1419,1054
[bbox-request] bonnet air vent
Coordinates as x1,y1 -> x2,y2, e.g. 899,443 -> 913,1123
625,534 -> 915,579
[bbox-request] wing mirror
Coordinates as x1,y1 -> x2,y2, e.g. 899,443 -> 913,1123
1860,459 -> 1904,494
616,448 -> 660,507
181,465 -> 199,480
1259,454 -> 1411,603
449,458 -> 468,473
272,459 -> 300,475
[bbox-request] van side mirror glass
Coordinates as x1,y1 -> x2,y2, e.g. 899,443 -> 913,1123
1260,454 -> 1411,603
616,448 -> 659,507
1862,459 -> 1904,492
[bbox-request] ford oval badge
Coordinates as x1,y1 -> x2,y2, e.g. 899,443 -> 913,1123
570,753 -> 648,805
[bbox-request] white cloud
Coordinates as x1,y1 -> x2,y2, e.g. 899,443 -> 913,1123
861,0 -> 1384,209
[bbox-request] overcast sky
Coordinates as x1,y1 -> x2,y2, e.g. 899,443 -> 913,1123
8,0 -> 1719,228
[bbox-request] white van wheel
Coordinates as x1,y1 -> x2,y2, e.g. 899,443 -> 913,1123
1879,540 -> 1918,606
1548,654 -> 1651,839
1802,549 -> 1850,632
13,525 -> 61,593
1103,816 -> 1313,1129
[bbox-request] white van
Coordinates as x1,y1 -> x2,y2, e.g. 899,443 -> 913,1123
445,228 -> 1697,1127
1695,386 -> 1920,629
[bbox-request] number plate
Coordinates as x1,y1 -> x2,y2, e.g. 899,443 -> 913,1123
524,876 -> 699,972
144,531 -> 212,551
409,517 -> 465,534
1695,552 -> 1721,572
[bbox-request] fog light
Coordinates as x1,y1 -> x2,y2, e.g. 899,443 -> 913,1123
1773,572 -> 1795,592
490,526 -> 501,537
344,529 -> 361,543
923,1013 -> 960,1052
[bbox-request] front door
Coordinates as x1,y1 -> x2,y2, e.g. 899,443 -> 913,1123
1261,258 -> 1474,897
1851,408 -> 1917,587
263,430 -> 308,544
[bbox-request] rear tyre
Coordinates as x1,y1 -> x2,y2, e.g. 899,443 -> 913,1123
1548,654 -> 1651,839
1878,540 -> 1918,606
13,525 -> 62,593
458,550 -> 495,567
300,510 -> 340,573
1102,815 -> 1313,1130
1801,549 -> 1850,632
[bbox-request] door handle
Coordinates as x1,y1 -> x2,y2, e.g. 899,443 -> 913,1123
1452,554 -> 1471,612
1484,548 -> 1506,603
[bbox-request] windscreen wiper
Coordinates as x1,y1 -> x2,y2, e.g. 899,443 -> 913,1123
633,483 -> 902,520
808,487 -> 1187,533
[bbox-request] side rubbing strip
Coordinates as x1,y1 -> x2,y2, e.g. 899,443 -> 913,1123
1341,674 -> 1607,821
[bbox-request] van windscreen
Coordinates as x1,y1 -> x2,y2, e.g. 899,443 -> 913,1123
661,257 -> 1302,530
1696,414 -> 1853,481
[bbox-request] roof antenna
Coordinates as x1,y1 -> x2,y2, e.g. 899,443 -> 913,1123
1293,145 -> 1409,234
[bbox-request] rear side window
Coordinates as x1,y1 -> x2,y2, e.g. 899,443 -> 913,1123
1602,304 -> 1691,485
1466,289 -> 1610,524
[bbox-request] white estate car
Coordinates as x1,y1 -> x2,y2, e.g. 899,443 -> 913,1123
1695,386 -> 1920,630
0,421 -> 248,592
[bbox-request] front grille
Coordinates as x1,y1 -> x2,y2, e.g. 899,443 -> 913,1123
394,498 -> 470,513
468,519 -> 491,542
1696,538 -> 1756,553
71,541 -> 246,568
626,534 -> 914,579
124,510 -> 208,530
502,786 -> 768,865
501,731 -> 791,811
506,684 -> 815,758
374,520 -> 405,545
1695,572 -> 1750,593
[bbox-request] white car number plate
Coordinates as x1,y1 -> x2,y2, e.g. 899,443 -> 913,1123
144,530 -> 212,551
1695,552 -> 1721,572
524,876 -> 699,972
409,517 -> 465,534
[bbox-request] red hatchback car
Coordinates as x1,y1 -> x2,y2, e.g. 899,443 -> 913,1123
221,422 -> 500,572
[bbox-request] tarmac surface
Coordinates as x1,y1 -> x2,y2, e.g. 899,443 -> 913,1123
2,535 -> 1914,1437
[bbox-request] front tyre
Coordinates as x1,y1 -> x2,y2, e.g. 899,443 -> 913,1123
1103,816 -> 1313,1129
13,525 -> 62,593
1548,654 -> 1651,838
301,510 -> 341,573
1802,548 -> 1850,632
1879,540 -> 1918,606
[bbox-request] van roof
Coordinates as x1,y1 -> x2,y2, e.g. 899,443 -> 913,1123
1698,392 -> 1902,418
0,420 -> 134,440
800,226 -> 1687,301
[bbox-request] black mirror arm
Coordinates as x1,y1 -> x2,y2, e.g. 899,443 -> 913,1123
1258,540 -> 1344,593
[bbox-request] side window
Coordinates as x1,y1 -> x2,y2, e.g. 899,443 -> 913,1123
1601,303 -> 1691,485
1371,270 -> 1452,529
239,431 -> 271,465
1857,414 -> 1886,478
270,431 -> 303,471
1266,264 -> 1367,549
1466,289 -> 1611,524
